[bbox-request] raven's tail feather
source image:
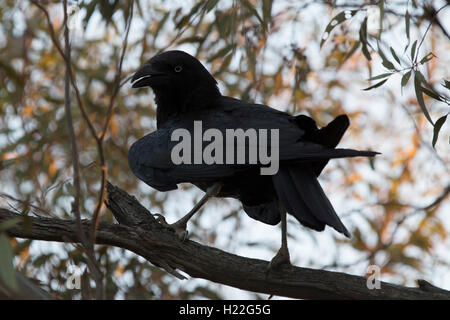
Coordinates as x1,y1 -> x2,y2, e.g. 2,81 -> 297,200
272,164 -> 351,237
243,202 -> 281,225
295,114 -> 349,149
284,148 -> 379,163
308,115 -> 350,176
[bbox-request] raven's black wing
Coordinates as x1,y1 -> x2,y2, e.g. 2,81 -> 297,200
128,96 -> 376,192
128,96 -> 301,190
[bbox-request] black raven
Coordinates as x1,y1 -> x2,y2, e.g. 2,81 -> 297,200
129,50 -> 378,269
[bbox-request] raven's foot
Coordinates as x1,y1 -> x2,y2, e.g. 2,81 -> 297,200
267,246 -> 291,272
153,214 -> 189,241
169,221 -> 189,242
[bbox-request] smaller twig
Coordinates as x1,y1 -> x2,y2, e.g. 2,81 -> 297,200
399,103 -> 447,167
62,0 -> 85,251
99,0 -> 134,142
415,4 -> 449,63
383,183 -> 450,248
30,0 -> 98,140
90,0 -> 135,249
0,193 -> 54,217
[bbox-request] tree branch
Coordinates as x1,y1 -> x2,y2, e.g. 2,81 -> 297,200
1,182 -> 450,300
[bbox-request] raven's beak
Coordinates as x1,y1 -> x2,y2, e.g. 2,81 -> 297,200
131,64 -> 165,88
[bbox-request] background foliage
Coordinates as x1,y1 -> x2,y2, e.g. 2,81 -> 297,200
0,0 -> 449,299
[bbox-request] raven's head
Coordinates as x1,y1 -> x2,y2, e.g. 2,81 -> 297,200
131,50 -> 217,89
131,51 -> 221,121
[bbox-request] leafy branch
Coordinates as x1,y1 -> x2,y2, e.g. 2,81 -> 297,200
320,2 -> 450,147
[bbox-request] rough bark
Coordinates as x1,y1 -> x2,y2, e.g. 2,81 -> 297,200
0,181 -> 449,300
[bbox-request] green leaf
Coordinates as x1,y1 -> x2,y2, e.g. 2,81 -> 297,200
432,114 -> 448,148
410,40 -> 418,61
359,17 -> 371,60
343,40 -> 360,62
207,44 -> 235,62
175,2 -> 203,29
415,70 -> 427,84
382,59 -> 396,70
262,0 -> 273,24
369,157 -> 376,171
178,36 -> 205,44
405,10 -> 410,42
321,10 -> 359,48
0,218 -> 20,232
359,17 -> 368,41
421,87 -> 442,101
443,80 -> 450,90
414,72 -> 434,125
401,70 -> 412,90
33,253 -> 53,267
153,11 -> 170,42
242,0 -> 264,25
378,0 -> 384,37
390,47 -> 401,64
0,158 -> 16,171
368,73 -> 393,81
361,41 -> 371,60
378,45 -> 396,70
419,52 -> 436,65
204,0 -> 219,13
0,233 -> 18,292
363,78 -> 388,91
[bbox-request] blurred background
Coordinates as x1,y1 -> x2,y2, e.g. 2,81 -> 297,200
0,0 -> 449,299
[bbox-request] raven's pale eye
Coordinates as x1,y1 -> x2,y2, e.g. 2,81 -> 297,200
174,65 -> 183,73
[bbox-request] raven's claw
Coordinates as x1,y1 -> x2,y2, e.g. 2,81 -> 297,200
153,214 -> 189,242
171,222 -> 189,242
266,247 -> 291,274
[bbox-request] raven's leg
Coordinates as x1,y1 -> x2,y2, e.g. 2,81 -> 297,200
268,202 -> 291,270
158,182 -> 222,241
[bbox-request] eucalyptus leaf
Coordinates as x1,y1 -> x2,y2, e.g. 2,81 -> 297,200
344,41 -> 360,62
242,0 -> 264,25
443,80 -> 450,90
378,0 -> 384,37
414,72 -> 434,125
359,17 -> 371,60
321,10 -> 358,48
363,78 -> 388,91
419,52 -> 436,65
401,70 -> 412,90
405,10 -> 410,43
204,0 -> 219,13
390,47 -> 401,64
368,73 -> 393,81
421,87 -> 442,101
262,0 -> 273,24
0,233 -> 18,292
378,46 -> 395,70
410,40 -> 418,61
0,218 -> 21,232
432,114 -> 448,148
